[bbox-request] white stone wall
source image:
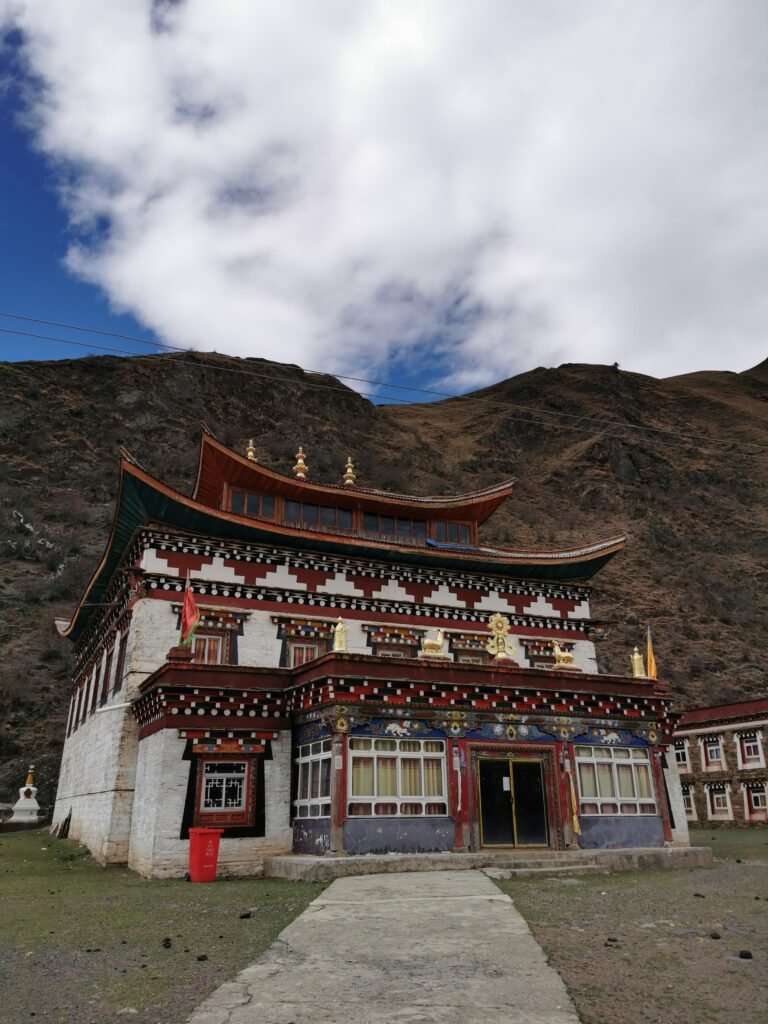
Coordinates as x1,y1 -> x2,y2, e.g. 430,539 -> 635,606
128,730 -> 293,878
663,757 -> 692,847
51,701 -> 138,864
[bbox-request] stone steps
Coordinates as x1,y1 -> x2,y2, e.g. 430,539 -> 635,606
264,845 -> 712,882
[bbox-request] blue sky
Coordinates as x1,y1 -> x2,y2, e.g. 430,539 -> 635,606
0,31 -> 161,363
1,4 -> 766,392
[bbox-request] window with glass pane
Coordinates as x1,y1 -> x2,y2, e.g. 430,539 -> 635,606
202,762 -> 246,811
348,737 -> 447,816
575,746 -> 657,815
293,739 -> 332,818
193,634 -> 225,665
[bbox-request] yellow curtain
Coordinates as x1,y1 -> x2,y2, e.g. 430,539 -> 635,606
578,763 -> 597,798
400,758 -> 422,796
423,759 -> 443,797
636,764 -> 652,799
617,764 -> 635,798
597,763 -> 616,797
351,756 -> 374,796
377,757 -> 398,796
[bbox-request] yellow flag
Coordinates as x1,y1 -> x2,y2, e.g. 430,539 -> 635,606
646,626 -> 657,680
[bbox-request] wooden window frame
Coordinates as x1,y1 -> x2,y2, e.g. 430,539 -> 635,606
194,756 -> 257,828
347,737 -> 448,818
293,739 -> 333,819
192,631 -> 230,665
575,745 -> 657,816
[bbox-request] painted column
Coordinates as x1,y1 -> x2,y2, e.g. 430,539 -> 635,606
329,732 -> 347,854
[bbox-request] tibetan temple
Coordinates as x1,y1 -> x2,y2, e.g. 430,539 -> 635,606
51,433 -> 688,877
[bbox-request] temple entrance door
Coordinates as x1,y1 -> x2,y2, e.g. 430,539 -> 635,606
478,758 -> 549,847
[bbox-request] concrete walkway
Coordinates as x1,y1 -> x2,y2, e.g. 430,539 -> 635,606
187,870 -> 579,1024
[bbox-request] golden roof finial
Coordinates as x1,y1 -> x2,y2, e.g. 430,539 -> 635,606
246,439 -> 257,462
343,455 -> 356,487
293,446 -> 308,480
25,764 -> 35,787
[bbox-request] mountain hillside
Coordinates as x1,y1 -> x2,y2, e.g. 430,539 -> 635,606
1,351 -> 766,807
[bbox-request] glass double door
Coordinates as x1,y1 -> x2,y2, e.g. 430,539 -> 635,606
478,758 -> 549,847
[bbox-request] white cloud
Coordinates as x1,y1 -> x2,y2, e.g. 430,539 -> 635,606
3,0 -> 767,387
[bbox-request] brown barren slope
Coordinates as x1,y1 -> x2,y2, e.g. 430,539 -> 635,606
0,352 -> 766,806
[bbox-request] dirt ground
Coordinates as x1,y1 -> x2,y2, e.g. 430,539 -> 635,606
0,830 -> 324,1024
3,828 -> 767,1024
498,827 -> 768,1024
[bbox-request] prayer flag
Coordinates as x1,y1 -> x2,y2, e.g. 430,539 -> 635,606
180,578 -> 200,646
646,626 -> 657,680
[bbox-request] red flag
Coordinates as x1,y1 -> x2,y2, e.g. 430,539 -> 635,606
180,579 -> 199,646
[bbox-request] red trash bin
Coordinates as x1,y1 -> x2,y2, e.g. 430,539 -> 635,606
188,827 -> 224,882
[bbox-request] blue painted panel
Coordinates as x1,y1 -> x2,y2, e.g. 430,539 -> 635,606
292,818 -> 331,854
578,815 -> 665,849
344,817 -> 454,855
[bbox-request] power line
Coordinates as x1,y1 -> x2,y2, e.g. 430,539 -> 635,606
0,318 -> 765,459
2,308 -> 766,451
3,307 -> 765,448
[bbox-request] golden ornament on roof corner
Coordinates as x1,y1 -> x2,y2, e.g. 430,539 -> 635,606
485,613 -> 516,661
343,456 -> 356,487
631,646 -> 646,678
246,439 -> 257,462
293,446 -> 308,480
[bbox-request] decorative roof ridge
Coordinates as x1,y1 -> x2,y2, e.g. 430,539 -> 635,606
194,433 -> 515,505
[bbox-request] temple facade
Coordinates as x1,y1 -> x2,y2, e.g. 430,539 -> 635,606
51,434 -> 685,877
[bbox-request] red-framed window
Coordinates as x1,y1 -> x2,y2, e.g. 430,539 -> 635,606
433,521 -> 472,545
229,490 -> 275,518
289,641 -> 323,667
194,757 -> 256,828
193,632 -> 229,665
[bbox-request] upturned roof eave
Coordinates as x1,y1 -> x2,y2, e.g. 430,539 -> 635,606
192,433 -> 515,522
60,459 -> 625,643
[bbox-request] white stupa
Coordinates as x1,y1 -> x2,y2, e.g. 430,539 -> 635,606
9,765 -> 41,823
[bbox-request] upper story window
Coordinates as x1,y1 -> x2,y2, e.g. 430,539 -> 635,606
289,641 -> 324,667
363,513 -> 426,540
674,740 -> 690,771
702,736 -> 725,770
736,732 -> 765,769
193,632 -> 228,665
434,521 -> 472,545
285,501 -> 353,530
230,490 -> 275,518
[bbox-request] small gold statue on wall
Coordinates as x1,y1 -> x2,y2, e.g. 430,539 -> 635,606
551,639 -> 579,670
631,646 -> 646,678
485,613 -> 516,661
421,628 -> 447,657
332,617 -> 347,652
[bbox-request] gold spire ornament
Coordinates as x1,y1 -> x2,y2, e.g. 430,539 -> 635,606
343,456 -> 356,487
25,764 -> 35,787
293,446 -> 308,480
246,439 -> 257,462
485,613 -> 516,661
631,646 -> 646,678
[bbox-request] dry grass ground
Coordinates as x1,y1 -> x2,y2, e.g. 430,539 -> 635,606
0,830 -> 324,1024
498,827 -> 768,1024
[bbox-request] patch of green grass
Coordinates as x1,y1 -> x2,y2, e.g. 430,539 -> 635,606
0,830 -> 325,1024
